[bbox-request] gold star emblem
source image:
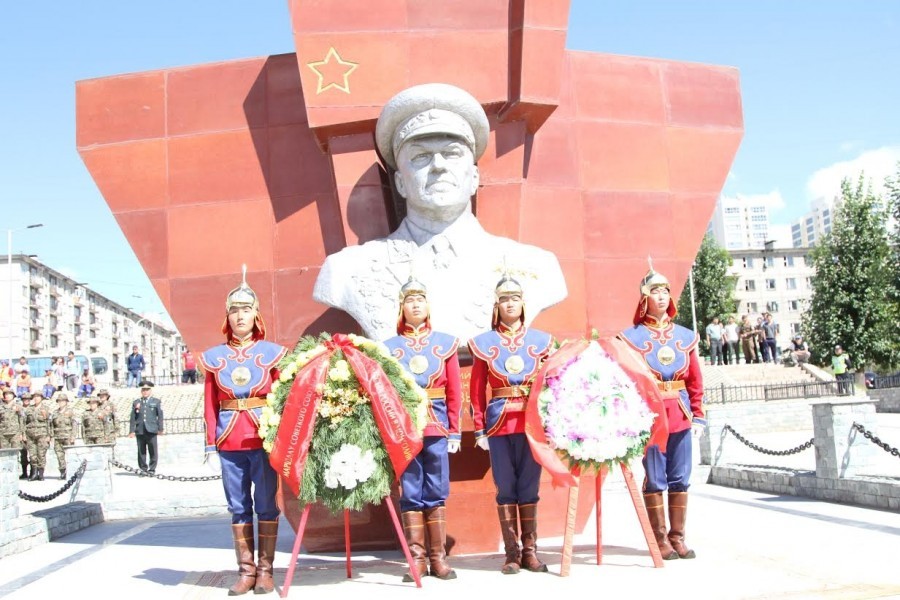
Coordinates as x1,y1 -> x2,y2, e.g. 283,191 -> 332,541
306,47 -> 358,95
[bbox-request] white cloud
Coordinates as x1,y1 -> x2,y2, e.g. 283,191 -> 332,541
768,224 -> 793,248
806,146 -> 900,202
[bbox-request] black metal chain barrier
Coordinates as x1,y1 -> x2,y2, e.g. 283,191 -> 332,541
723,424 -> 815,456
852,422 -> 900,459
18,460 -> 88,502
108,458 -> 221,481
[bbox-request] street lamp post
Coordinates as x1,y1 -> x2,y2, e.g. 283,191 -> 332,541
7,224 -> 43,362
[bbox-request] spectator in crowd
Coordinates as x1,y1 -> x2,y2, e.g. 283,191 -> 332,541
41,369 -> 56,399
128,381 -> 163,474
761,313 -> 778,364
723,316 -> 740,365
13,356 -> 30,377
64,351 -> 80,391
739,315 -> 758,364
52,357 -> 66,391
181,347 -> 197,384
15,369 -> 32,398
705,317 -> 725,365
78,369 -> 96,398
831,345 -> 854,395
755,317 -> 769,363
0,359 -> 13,389
126,346 -> 145,388
789,336 -> 811,366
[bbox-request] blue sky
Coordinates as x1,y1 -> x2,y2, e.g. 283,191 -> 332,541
2,1 -> 898,323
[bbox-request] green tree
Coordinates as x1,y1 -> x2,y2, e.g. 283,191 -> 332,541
675,233 -> 737,350
802,175 -> 897,369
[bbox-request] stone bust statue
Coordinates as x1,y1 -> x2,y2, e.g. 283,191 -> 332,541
312,83 -> 567,344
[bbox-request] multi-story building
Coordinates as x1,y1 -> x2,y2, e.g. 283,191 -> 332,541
709,195 -> 772,251
727,246 -> 816,352
790,197 -> 838,247
1,254 -> 181,383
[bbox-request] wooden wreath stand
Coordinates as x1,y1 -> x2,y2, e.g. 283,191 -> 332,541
280,497 -> 421,597
559,462 -> 664,576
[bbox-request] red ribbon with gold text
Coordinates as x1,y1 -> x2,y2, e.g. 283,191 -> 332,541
269,334 -> 423,497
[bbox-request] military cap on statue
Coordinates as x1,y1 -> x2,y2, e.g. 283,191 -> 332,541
374,83 -> 490,169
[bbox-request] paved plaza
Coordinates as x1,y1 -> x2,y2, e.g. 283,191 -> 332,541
2,471 -> 899,600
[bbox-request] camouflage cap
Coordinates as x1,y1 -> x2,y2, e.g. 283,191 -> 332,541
88,396 -> 101,404
21,392 -> 33,399
56,393 -> 69,402
2,388 -> 15,396
97,389 -> 110,397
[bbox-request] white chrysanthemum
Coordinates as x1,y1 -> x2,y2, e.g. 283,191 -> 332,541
323,444 -> 377,490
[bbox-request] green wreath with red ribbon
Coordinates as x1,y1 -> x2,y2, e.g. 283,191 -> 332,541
258,333 -> 428,514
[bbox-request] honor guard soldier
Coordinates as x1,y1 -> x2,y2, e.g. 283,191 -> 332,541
384,277 -> 462,581
469,274 -> 553,575
50,393 -> 76,479
82,397 -> 107,445
0,389 -> 24,451
619,263 -> 706,560
199,267 -> 287,596
23,392 -> 51,481
96,389 -> 118,444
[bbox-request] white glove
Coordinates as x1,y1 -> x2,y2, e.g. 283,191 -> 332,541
447,440 -> 461,454
203,451 -> 222,474
475,437 -> 490,451
691,423 -> 706,438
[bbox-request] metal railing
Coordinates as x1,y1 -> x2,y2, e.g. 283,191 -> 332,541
705,379 -> 855,405
872,374 -> 900,390
114,416 -> 205,437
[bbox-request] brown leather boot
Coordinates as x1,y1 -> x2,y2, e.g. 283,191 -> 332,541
424,506 -> 457,579
667,491 -> 696,559
254,520 -> 278,594
497,504 -> 521,574
518,503 -> 548,572
643,492 -> 678,560
229,523 -> 257,596
401,511 -> 428,582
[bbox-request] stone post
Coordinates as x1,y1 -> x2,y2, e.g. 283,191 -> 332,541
0,449 -> 21,531
66,444 -> 114,503
811,396 -> 879,479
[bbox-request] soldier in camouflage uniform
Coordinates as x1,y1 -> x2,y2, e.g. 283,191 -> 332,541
50,393 -> 76,479
97,389 -> 118,444
18,393 -> 31,479
82,397 -> 106,445
0,389 -> 24,450
23,391 -> 52,481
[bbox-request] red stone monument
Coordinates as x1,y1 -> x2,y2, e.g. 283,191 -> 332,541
76,0 -> 742,554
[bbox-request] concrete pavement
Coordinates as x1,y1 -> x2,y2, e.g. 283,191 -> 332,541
2,476 -> 899,600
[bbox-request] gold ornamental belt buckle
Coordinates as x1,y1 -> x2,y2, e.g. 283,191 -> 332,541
656,346 -> 676,366
231,366 -> 251,387
409,355 -> 428,375
662,380 -> 673,391
505,355 -> 525,374
237,398 -> 247,411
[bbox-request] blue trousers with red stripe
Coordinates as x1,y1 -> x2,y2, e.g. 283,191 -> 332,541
400,435 -> 449,512
643,428 -> 692,493
488,433 -> 541,505
220,448 -> 280,524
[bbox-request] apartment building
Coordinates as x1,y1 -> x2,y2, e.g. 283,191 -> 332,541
1,254 -> 181,383
727,246 -> 816,352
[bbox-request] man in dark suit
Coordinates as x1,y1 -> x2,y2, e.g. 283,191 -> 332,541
128,381 -> 164,474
